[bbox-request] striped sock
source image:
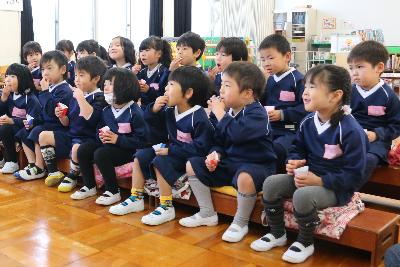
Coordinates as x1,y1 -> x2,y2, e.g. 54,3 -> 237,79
160,195 -> 173,207
130,188 -> 144,200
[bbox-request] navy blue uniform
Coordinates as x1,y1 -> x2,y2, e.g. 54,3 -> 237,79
189,101 -> 277,192
66,61 -> 75,87
136,104 -> 214,186
288,113 -> 368,205
214,72 -> 222,95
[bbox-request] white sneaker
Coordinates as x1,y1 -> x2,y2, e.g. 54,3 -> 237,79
18,165 -> 46,180
282,242 -> 315,264
222,224 -> 249,243
109,196 -> 144,215
141,206 -> 175,226
95,191 -> 121,206
71,186 -> 97,200
250,233 -> 287,252
179,213 -> 218,227
0,162 -> 19,174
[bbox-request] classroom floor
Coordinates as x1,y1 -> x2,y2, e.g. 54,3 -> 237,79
0,173 -> 384,267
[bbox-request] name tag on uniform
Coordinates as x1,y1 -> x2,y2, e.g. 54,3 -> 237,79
368,105 -> 386,116
118,123 -> 132,133
279,91 -> 295,102
150,83 -> 159,90
284,124 -> 295,129
323,144 -> 343,160
12,107 -> 27,118
177,129 -> 193,143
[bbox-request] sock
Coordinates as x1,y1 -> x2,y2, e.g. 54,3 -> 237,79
232,191 -> 257,228
130,187 -> 144,200
293,209 -> 320,249
26,164 -> 44,175
67,160 -> 80,180
263,199 -> 286,239
40,145 -> 58,173
188,175 -> 216,218
160,195 -> 173,208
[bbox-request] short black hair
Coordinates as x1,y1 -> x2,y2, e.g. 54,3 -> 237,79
223,62 -> 266,100
259,34 -> 291,55
103,68 -> 140,104
169,66 -> 213,107
347,40 -> 389,67
5,63 -> 35,95
76,39 -> 100,56
177,31 -> 206,60
216,37 -> 248,61
22,41 -> 42,59
40,50 -> 69,80
56,39 -> 75,53
139,36 -> 172,67
109,36 -> 136,65
75,56 -> 107,87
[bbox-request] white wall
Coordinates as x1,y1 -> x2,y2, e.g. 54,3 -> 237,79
0,10 -> 21,65
275,0 -> 399,46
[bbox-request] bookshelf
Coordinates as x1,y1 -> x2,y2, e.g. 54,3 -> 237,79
383,46 -> 400,96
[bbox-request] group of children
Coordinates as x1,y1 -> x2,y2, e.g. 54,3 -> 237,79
0,31 -> 399,264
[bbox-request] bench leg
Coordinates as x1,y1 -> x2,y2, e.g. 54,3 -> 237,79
371,223 -> 398,266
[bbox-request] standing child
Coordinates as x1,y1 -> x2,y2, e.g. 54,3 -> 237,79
109,66 -> 214,225
259,34 -> 307,173
17,50 -> 73,181
251,65 -> 368,264
56,39 -> 76,87
348,40 -> 400,184
22,41 -> 43,92
179,62 -> 276,243
211,37 -> 248,95
71,68 -> 147,205
0,64 -> 41,173
37,56 -> 108,191
136,36 -> 172,109
108,36 -> 136,70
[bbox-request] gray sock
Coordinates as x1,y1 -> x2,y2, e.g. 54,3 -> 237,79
232,191 -> 257,228
188,175 -> 216,218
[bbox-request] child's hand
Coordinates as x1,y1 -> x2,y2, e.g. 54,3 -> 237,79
205,151 -> 220,172
366,130 -> 377,143
155,147 -> 168,156
294,171 -> 322,188
209,96 -> 226,120
139,80 -> 150,93
72,87 -> 85,101
132,64 -> 141,75
169,58 -> 183,71
152,95 -> 168,113
40,77 -> 50,90
27,62 -> 38,71
268,110 -> 281,121
208,66 -> 218,81
286,159 -> 306,175
100,130 -> 118,144
0,115 -> 13,125
1,84 -> 11,101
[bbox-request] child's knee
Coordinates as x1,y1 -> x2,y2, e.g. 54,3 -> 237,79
186,161 -> 195,176
38,131 -> 53,145
237,172 -> 255,190
293,188 -> 314,214
71,144 -> 80,158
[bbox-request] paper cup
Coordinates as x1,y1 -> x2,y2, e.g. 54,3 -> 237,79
57,102 -> 68,116
294,166 -> 309,176
99,126 -> 110,134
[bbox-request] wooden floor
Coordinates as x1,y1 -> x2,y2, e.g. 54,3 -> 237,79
0,173 -> 385,267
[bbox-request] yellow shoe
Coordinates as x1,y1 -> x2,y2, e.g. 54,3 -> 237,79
45,171 -> 65,187
58,177 -> 77,192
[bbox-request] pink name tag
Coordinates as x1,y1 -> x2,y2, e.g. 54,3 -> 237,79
279,91 -> 296,102
264,106 -> 275,112
177,129 -> 193,143
12,107 -> 27,118
368,105 -> 386,116
323,144 -> 343,160
150,83 -> 159,90
118,123 -> 132,133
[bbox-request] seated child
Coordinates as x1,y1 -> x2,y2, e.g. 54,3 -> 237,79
18,50 -> 73,181
109,36 -> 136,70
70,68 -> 147,205
37,56 -> 108,191
76,39 -> 101,60
22,41 -> 43,92
348,40 -> 400,185
56,39 -> 76,87
109,66 -> 214,227
0,64 -> 41,173
259,34 -> 307,173
211,37 -> 248,95
251,65 -> 368,264
179,62 -> 277,243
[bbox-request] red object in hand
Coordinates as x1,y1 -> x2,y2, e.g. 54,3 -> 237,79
57,102 -> 68,117
210,159 -> 218,167
388,145 -> 400,167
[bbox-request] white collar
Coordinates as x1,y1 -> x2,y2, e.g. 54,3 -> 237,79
31,66 -> 40,73
13,93 -> 22,100
49,80 -> 68,93
273,67 -> 295,82
355,80 -> 384,99
313,112 -> 331,135
113,63 -> 132,69
111,100 -> 134,119
228,107 -> 244,118
84,88 -> 101,98
147,64 -> 161,78
174,105 -> 201,122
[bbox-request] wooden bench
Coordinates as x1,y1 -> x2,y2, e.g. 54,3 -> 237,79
362,166 -> 400,200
